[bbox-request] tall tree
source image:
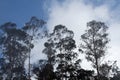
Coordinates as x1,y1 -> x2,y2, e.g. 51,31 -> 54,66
43,25 -> 80,80
22,16 -> 46,79
0,22 -> 31,79
81,20 -> 109,80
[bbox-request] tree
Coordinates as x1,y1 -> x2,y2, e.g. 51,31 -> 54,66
81,20 -> 109,80
43,25 -> 80,80
99,62 -> 112,78
23,16 -> 47,79
111,72 -> 120,80
22,16 -> 47,38
76,69 -> 94,80
0,22 -> 31,79
32,59 -> 55,80
43,39 -> 56,66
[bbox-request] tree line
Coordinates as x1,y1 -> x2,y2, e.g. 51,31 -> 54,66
0,17 -> 119,80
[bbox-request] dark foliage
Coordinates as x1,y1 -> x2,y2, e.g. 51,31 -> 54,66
32,60 -> 56,80
0,18 -> 118,80
81,20 -> 109,80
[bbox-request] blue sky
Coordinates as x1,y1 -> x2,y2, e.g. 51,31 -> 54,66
0,0 -> 49,27
1,0 -> 120,27
1,0 -> 120,70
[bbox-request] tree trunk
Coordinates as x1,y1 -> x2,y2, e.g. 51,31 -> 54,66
96,58 -> 100,80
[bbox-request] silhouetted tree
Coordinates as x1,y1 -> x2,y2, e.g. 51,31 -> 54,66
23,16 -> 47,39
43,40 -> 56,66
0,22 -> 31,79
44,25 -> 80,80
81,20 -> 109,80
23,16 -> 47,79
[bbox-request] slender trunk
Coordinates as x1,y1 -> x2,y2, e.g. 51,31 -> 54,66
96,58 -> 100,80
92,30 -> 100,80
10,49 -> 13,80
10,56 -> 12,80
65,72 -> 67,80
28,35 -> 32,80
28,50 -> 31,80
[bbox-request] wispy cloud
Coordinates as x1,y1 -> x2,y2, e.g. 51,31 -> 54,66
47,0 -> 120,69
25,0 -> 120,70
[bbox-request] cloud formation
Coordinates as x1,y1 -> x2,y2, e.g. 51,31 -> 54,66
47,0 -> 120,69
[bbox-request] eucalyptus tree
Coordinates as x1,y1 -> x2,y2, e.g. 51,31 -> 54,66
43,25 -> 80,80
81,20 -> 109,80
0,22 -> 31,79
22,16 -> 46,79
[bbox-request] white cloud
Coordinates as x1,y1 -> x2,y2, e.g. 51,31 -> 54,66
24,28 -> 48,73
47,0 -> 120,69
94,5 -> 110,21
25,38 -> 47,73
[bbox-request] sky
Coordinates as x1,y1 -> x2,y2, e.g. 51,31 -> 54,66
0,0 -> 120,70
0,0 -> 49,27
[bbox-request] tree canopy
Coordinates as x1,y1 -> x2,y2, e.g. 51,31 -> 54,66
0,17 -> 119,80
